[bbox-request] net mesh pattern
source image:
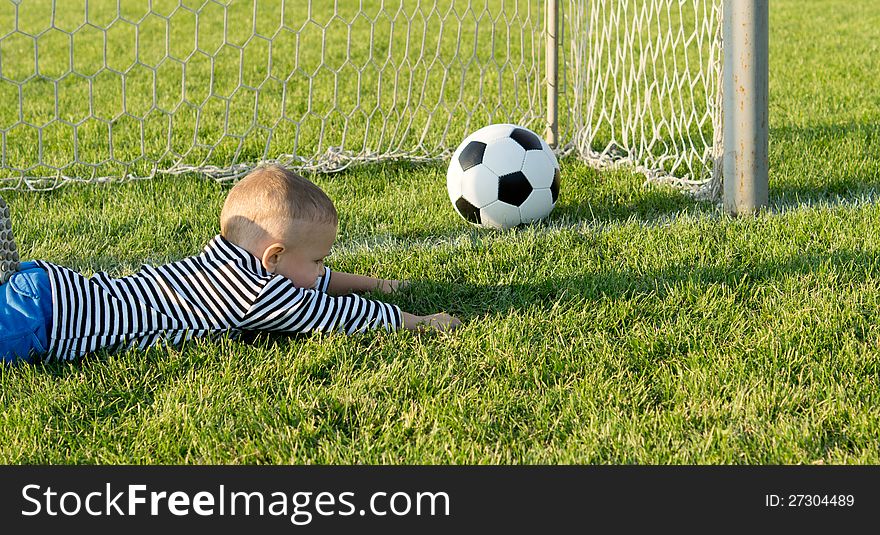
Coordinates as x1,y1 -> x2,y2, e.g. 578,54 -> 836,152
0,0 -> 721,196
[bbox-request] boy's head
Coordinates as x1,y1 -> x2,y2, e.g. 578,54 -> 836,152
220,164 -> 337,288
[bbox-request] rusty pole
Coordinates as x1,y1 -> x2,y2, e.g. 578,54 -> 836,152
722,0 -> 769,215
546,0 -> 559,148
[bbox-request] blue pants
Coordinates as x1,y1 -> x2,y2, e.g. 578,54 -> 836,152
0,262 -> 52,365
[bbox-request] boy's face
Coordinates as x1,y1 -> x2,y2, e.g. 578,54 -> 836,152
273,220 -> 337,289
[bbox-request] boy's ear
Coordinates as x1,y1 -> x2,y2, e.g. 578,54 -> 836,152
261,243 -> 285,273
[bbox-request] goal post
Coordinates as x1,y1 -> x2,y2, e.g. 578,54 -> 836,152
0,0 -> 765,210
722,0 -> 769,215
545,0 -> 559,148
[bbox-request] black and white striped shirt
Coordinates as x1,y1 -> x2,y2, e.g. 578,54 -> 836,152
34,235 -> 402,362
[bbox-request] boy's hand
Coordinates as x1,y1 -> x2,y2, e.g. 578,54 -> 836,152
421,312 -> 461,332
402,311 -> 462,333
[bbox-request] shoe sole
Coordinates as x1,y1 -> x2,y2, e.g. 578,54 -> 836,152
0,196 -> 20,285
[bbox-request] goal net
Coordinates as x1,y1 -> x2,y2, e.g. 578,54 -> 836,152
0,0 -> 721,197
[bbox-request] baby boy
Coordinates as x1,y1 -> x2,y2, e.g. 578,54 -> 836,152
0,164 -> 460,364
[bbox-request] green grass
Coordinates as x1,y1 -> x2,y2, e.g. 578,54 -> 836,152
2,0 -> 880,463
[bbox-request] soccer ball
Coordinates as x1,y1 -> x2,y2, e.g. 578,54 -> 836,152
446,123 -> 560,230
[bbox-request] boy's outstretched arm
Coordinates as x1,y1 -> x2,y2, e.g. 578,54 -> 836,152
326,270 -> 405,295
325,271 -> 460,332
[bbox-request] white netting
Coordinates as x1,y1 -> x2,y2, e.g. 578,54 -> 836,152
568,0 -> 722,199
0,0 -> 721,196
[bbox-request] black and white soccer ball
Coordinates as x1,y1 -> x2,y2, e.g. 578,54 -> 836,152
447,123 -> 560,230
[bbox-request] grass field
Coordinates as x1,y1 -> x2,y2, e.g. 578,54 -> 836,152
2,0 -> 880,464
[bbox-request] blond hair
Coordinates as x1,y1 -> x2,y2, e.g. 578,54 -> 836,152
220,164 -> 337,246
